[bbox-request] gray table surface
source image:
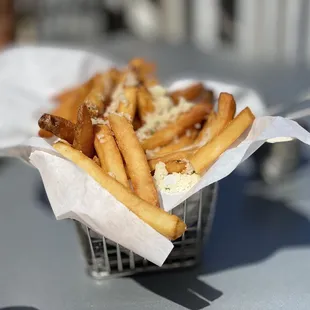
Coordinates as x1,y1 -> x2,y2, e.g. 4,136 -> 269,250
2,36 -> 310,310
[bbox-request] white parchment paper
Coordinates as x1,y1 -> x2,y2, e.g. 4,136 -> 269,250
1,46 -> 310,266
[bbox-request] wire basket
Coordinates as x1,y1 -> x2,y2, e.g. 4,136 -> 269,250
75,183 -> 218,279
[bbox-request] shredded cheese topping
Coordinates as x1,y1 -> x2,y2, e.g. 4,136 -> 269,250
136,86 -> 194,141
153,162 -> 200,193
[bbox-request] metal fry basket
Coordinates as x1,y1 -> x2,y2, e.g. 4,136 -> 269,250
75,183 -> 218,279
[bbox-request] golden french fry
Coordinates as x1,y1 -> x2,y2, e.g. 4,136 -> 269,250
53,141 -> 186,240
190,107 -> 255,174
39,88 -> 84,138
169,82 -> 205,104
109,113 -> 159,208
195,92 -> 236,146
94,124 -> 129,188
52,77 -> 92,105
38,114 -> 75,143
151,129 -> 199,157
129,58 -> 156,77
148,150 -> 195,172
52,75 -> 94,122
199,89 -> 214,104
73,104 -> 95,158
116,86 -> 138,121
84,73 -> 110,117
108,67 -> 122,85
144,78 -> 159,87
38,129 -> 54,139
141,103 -> 212,150
93,155 -> 101,167
137,86 -> 155,121
165,160 -> 187,173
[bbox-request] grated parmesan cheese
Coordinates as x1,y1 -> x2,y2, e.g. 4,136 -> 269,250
148,85 -> 167,97
91,118 -> 109,126
111,112 -> 132,122
194,123 -> 202,129
136,87 -> 194,141
153,162 -> 200,193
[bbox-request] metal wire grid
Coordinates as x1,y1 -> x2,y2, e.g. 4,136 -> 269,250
75,183 -> 218,279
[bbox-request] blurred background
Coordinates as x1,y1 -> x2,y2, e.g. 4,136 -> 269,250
1,0 -> 309,66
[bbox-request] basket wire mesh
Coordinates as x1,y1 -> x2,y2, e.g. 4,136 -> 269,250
75,183 -> 218,279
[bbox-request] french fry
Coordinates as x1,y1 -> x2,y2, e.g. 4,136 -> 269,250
151,129 -> 199,157
199,89 -> 214,104
94,124 -> 129,188
165,160 -> 187,173
116,86 -> 137,121
148,150 -> 195,172
38,129 -> 54,139
137,86 -> 155,122
52,75 -> 94,104
190,107 -> 255,174
169,82 -> 205,104
84,73 -> 110,117
53,141 -> 186,240
129,58 -> 156,78
144,78 -> 159,87
73,104 -> 95,158
108,67 -> 122,85
38,76 -> 93,138
141,103 -> 212,150
195,92 -> 236,146
38,114 -> 75,144
54,76 -> 94,122
93,155 -> 101,167
109,113 -> 159,208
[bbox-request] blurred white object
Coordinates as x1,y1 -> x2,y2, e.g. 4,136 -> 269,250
260,0 -> 281,61
161,0 -> 187,44
282,0 -> 303,65
192,0 -> 220,51
235,0 -> 261,60
123,0 -> 161,42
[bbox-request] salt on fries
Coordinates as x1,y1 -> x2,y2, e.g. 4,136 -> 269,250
38,57 -> 256,241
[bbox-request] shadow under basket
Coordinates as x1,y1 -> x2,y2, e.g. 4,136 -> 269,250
75,183 -> 218,280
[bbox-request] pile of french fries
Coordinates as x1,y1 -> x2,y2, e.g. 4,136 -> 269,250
38,58 -> 255,241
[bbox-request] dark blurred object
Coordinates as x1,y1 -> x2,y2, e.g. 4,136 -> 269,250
0,0 -> 15,49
